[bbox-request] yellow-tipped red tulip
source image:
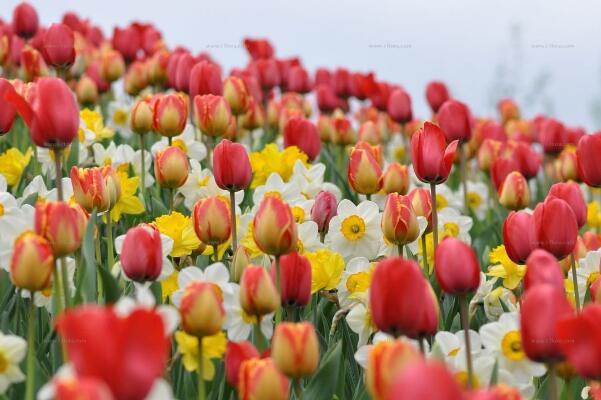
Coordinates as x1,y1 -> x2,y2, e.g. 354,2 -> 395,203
382,162 -> 409,195
153,93 -> 187,137
130,97 -> 154,135
34,201 -> 87,257
192,196 -> 232,247
240,265 -> 279,318
498,171 -> 530,210
179,281 -> 225,337
252,195 -> 297,256
347,141 -> 383,195
238,358 -> 289,400
154,146 -> 189,189
100,49 -> 125,83
366,340 -> 421,400
223,76 -> 250,116
10,231 -> 54,292
271,322 -> 319,378
193,94 -> 232,137
381,193 -> 420,249
70,165 -> 121,213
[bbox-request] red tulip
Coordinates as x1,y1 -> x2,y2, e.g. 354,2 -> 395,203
548,182 -> 587,228
510,141 -> 540,180
193,94 -> 232,137
6,77 -> 79,148
315,84 -> 342,114
120,224 -> 164,282
253,195 -> 298,256
577,132 -> 601,187
270,251 -> 311,307
0,78 -> 16,135
112,25 -> 141,63
520,284 -> 573,363
524,249 -> 565,292
469,385 -> 523,400
56,306 -> 169,400
567,126 -> 586,145
425,81 -> 450,113
583,231 -> 601,251
314,68 -> 331,86
213,139 -> 252,191
310,191 -> 337,235
435,237 -> 481,294
243,38 -> 274,60
534,198 -> 578,260
387,88 -> 412,124
503,211 -> 537,264
590,278 -> 601,303
388,361 -> 464,400
189,61 -> 223,98
54,377 -> 114,400
411,121 -> 458,184
370,257 -> 437,338
42,23 -> 75,69
174,53 -> 195,93
224,341 -> 260,387
13,2 -> 39,39
249,58 -> 280,91
539,118 -> 567,155
348,141 -> 383,195
287,66 -> 312,94
437,100 -> 471,142
332,68 -> 351,98
557,304 -> 601,379
490,157 -> 519,191
35,201 -> 87,257
283,117 -> 320,161
407,187 -> 433,232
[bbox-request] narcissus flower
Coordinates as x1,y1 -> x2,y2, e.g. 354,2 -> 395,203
153,212 -> 201,257
249,144 -> 308,188
306,248 -> 344,294
10,231 -> 54,292
252,195 -> 297,256
0,147 -> 32,187
0,331 -> 26,395
411,121 -> 458,184
179,281 -> 225,337
108,171 -> 144,222
272,322 -> 319,378
327,200 -> 381,260
34,201 -> 86,257
487,245 -> 526,290
175,330 -> 226,379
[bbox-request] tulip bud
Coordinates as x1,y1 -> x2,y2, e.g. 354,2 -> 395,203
317,115 -> 335,143
387,88 -> 413,125
310,191 -> 338,235
382,163 -> 409,195
120,224 -> 163,282
70,166 -> 120,213
434,237 -> 480,294
437,100 -> 472,142
75,76 -> 98,107
154,146 -> 189,189
270,252 -> 311,307
272,322 -> 319,378
223,76 -> 249,116
411,122 -> 458,184
231,245 -> 251,283
534,198 -> 578,260
35,201 -> 87,257
239,97 -> 264,131
192,196 -> 232,246
381,194 -> 420,246
502,211 -> 537,264
180,281 -> 225,337
100,49 -> 125,83
152,94 -> 187,137
240,265 -> 279,317
477,139 -> 503,172
540,118 -> 567,155
366,340 -> 421,400
42,23 -> 75,69
130,98 -> 154,135
10,231 -> 54,292
0,79 -> 17,135
498,171 -> 530,210
425,81 -> 450,113
348,142 -> 383,195
212,139 -> 252,191
331,115 -> 355,145
123,61 -> 148,96
548,182 -> 587,228
189,61 -> 223,99
193,94 -> 232,137
577,132 -> 601,187
13,2 -> 39,39
252,195 -> 297,256
358,121 -> 381,145
225,341 -> 260,387
407,188 -> 432,233
524,249 -> 565,292
283,117 -> 320,161
238,358 -> 289,400
556,147 -> 579,182
20,45 -> 48,82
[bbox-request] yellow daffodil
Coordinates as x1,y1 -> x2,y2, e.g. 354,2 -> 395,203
564,278 -> 576,307
174,331 -> 226,379
108,171 -> 144,222
153,211 -> 201,257
249,144 -> 308,188
239,221 -> 263,259
418,232 -> 435,273
0,147 -> 32,187
161,270 -> 179,302
487,245 -> 526,290
306,249 -> 345,293
79,108 -> 114,141
587,201 -> 601,228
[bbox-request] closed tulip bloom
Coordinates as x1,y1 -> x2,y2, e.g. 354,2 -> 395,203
213,139 -> 252,191
13,2 -> 39,39
348,142 -> 383,195
7,77 -> 79,148
154,146 -> 189,189
192,196 -> 232,246
35,201 -> 87,257
381,193 -> 420,246
120,224 -> 164,282
223,76 -> 249,116
252,195 -> 297,256
434,237 -> 481,294
42,23 -> 75,69
238,358 -> 289,400
469,385 -> 523,400
407,188 -> 433,232
523,249 -> 565,292
70,166 -> 120,213
75,76 -> 98,107
358,121 -> 381,145
249,58 -> 280,90
503,211 -> 537,264
331,115 -> 355,145
539,118 -> 567,155
498,171 -> 530,210
193,94 -> 232,137
490,157 -> 520,191
225,341 -> 260,387
382,163 -> 409,195
310,190 -> 338,235
510,141 -> 541,180
272,322 -> 319,378
100,49 -> 125,83
548,182 -> 587,228
130,97 -> 154,134
173,53 -> 195,92
189,61 -> 223,99
243,38 -> 274,60
387,88 -> 412,124
425,81 -> 450,113
283,117 -> 320,161
270,252 -> 311,307
240,265 -> 279,317
20,46 -> 48,82
583,232 -> 601,251
520,284 -> 573,363
437,100 -> 472,142
287,65 -> 312,94
123,61 -> 148,96
180,281 -> 225,337
534,198 -> 578,260
411,121 -> 458,184
590,278 -> 601,304
388,361 -> 464,400
557,304 -> 601,379
477,138 -> 504,172
152,94 -> 187,137
0,79 -> 17,135
231,245 -> 251,283
577,132 -> 601,187
10,231 -> 54,292
556,147 -> 579,182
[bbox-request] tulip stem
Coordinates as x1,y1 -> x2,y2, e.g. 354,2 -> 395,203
548,363 -> 558,400
229,190 -> 237,252
459,294 -> 475,389
275,255 -> 282,326
366,194 -> 371,201
421,235 -> 429,275
197,337 -> 205,400
95,233 -> 103,302
418,336 -> 425,355
169,188 -> 175,212
139,135 -> 146,207
293,378 -> 302,400
459,143 -> 469,214
430,183 -> 439,258
397,244 -> 404,257
60,257 -> 70,308
570,253 -> 581,313
52,263 -> 64,315
53,147 -> 64,201
253,318 -> 265,352
32,145 -> 41,177
25,295 -> 36,400
212,245 -> 220,263
106,215 -> 114,273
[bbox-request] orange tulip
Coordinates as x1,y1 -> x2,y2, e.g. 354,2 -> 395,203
35,201 -> 87,257
179,281 -> 225,337
238,358 -> 289,400
154,146 -> 189,189
252,195 -> 297,256
10,231 -> 54,292
192,196 -> 232,246
271,322 -> 319,378
240,265 -> 279,317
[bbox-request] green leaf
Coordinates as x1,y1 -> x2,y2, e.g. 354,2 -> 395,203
303,340 -> 343,400
20,193 -> 38,206
98,263 -> 122,303
76,211 -> 98,303
66,135 -> 80,171
151,194 -> 169,219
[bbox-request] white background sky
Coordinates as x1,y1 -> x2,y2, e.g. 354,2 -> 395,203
3,0 -> 601,130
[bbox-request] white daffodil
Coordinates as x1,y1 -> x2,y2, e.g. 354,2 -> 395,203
337,257 -> 373,308
289,199 -> 314,224
354,332 -> 426,369
577,249 -> 601,304
465,181 -> 489,219
252,173 -> 304,208
386,133 -> 407,164
113,231 -> 174,281
37,142 -> 91,179
327,200 -> 381,260
224,284 -> 273,341
437,207 -> 473,244
479,312 -> 546,384
0,197 -> 34,271
0,331 -> 26,394
346,301 -> 374,347
19,176 -> 73,204
296,221 -> 321,255
171,263 -> 233,307
291,160 -> 341,200
179,160 -> 243,210
107,98 -> 133,139
434,329 -> 482,364
435,184 -> 463,212
151,124 -> 207,162
21,257 -> 76,313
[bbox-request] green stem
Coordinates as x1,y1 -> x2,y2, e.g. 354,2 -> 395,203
275,255 -> 282,325
212,245 -> 220,263
230,190 -> 237,252
418,336 -> 425,355
197,337 -> 205,400
548,363 -> 558,400
421,234 -> 429,276
397,244 -> 404,257
95,232 -> 103,302
570,253 -> 581,313
293,378 -> 302,400
459,143 -> 469,214
169,188 -> 174,212
106,216 -> 114,273
53,148 -> 64,201
253,318 -> 265,352
139,135 -> 146,207
32,145 -> 40,177
25,295 -> 36,400
60,257 -> 70,308
430,183 -> 439,262
459,294 -> 475,389
366,194 -> 371,201
52,262 -> 64,315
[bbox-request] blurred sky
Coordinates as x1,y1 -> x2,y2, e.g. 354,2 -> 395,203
3,0 -> 601,130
